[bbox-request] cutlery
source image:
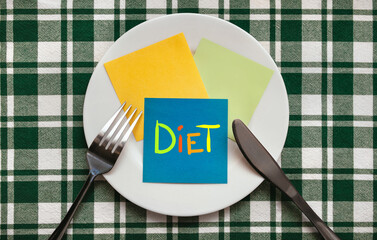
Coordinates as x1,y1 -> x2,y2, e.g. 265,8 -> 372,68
49,102 -> 143,240
232,119 -> 340,240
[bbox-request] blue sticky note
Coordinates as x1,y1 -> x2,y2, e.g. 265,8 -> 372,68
143,98 -> 228,183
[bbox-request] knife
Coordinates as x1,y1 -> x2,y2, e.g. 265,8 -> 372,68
232,119 -> 341,240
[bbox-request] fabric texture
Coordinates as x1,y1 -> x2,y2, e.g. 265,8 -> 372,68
0,0 -> 375,239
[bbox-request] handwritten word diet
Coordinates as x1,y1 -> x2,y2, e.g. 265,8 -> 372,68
154,121 -> 220,155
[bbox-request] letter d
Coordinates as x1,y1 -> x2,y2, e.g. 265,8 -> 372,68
155,120 -> 176,154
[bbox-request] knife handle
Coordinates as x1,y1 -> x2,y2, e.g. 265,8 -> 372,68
260,163 -> 340,240
232,119 -> 340,240
262,165 -> 340,240
285,184 -> 341,240
246,141 -> 340,239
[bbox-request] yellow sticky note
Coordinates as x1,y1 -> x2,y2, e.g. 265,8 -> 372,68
104,33 -> 208,141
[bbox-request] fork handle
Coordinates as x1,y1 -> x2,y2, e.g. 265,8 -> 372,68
49,173 -> 97,240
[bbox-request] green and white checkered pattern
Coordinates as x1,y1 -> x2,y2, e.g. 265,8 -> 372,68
1,0 -> 376,239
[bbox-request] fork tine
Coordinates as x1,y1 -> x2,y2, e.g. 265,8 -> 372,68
100,104 -> 132,147
98,101 -> 126,136
111,111 -> 143,154
91,101 -> 127,148
106,107 -> 137,150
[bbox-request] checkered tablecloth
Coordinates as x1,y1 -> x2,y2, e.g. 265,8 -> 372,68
1,0 -> 375,239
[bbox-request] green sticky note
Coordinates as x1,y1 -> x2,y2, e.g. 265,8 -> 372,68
194,38 -> 274,140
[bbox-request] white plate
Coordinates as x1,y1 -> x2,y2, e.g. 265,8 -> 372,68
83,13 -> 289,216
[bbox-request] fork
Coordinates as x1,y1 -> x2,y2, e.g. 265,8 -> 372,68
49,101 -> 142,240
